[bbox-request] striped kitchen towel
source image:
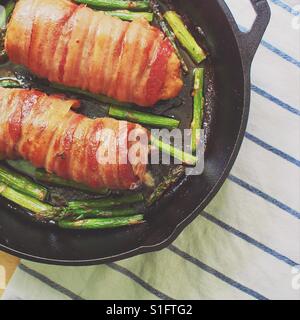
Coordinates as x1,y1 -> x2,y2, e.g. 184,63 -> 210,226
2,0 -> 300,300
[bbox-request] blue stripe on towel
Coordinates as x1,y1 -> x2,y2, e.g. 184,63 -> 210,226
238,25 -> 300,68
270,0 -> 300,16
108,263 -> 174,300
169,245 -> 268,300
260,39 -> 300,68
228,175 -> 300,219
19,264 -> 84,300
245,132 -> 300,167
201,211 -> 299,267
251,85 -> 300,116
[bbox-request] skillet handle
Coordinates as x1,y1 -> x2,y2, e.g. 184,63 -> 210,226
237,0 -> 271,65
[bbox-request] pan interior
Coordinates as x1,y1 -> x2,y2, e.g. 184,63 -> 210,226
0,0 -> 246,263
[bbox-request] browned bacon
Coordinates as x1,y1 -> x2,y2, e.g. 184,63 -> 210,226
0,88 -> 149,190
5,0 -> 183,107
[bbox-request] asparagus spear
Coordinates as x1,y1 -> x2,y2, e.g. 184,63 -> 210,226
7,160 -> 109,195
0,181 -> 143,229
49,82 -> 132,108
51,83 -> 180,129
68,192 -> 144,209
147,165 -> 185,206
0,78 -> 23,88
0,182 -> 65,220
0,0 -> 15,28
59,214 -> 144,229
74,0 -> 150,11
105,10 -> 153,22
150,1 -> 188,73
68,207 -> 140,219
150,135 -> 197,166
191,68 -> 204,153
109,105 -> 180,129
7,160 -> 36,177
0,165 -> 47,201
164,11 -> 206,64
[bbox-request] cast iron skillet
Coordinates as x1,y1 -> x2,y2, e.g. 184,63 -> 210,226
0,0 -> 270,265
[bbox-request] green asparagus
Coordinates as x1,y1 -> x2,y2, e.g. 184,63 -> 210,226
0,164 -> 47,201
59,214 -> 144,229
147,165 -> 185,206
74,0 -> 150,11
109,105 -> 180,129
150,135 -> 197,166
105,10 -> 153,22
0,78 -> 23,88
0,0 -> 15,28
0,182 -> 65,220
0,181 -> 143,229
69,207 -> 140,219
68,192 -> 144,209
51,84 -> 181,129
7,160 -> 109,195
191,68 -> 204,153
150,1 -> 188,73
164,11 -> 206,64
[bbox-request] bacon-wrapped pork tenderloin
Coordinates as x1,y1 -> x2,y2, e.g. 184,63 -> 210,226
0,88 -> 149,190
5,0 -> 183,107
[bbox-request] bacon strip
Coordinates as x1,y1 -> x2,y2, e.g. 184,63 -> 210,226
5,0 -> 183,107
0,88 -> 149,190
